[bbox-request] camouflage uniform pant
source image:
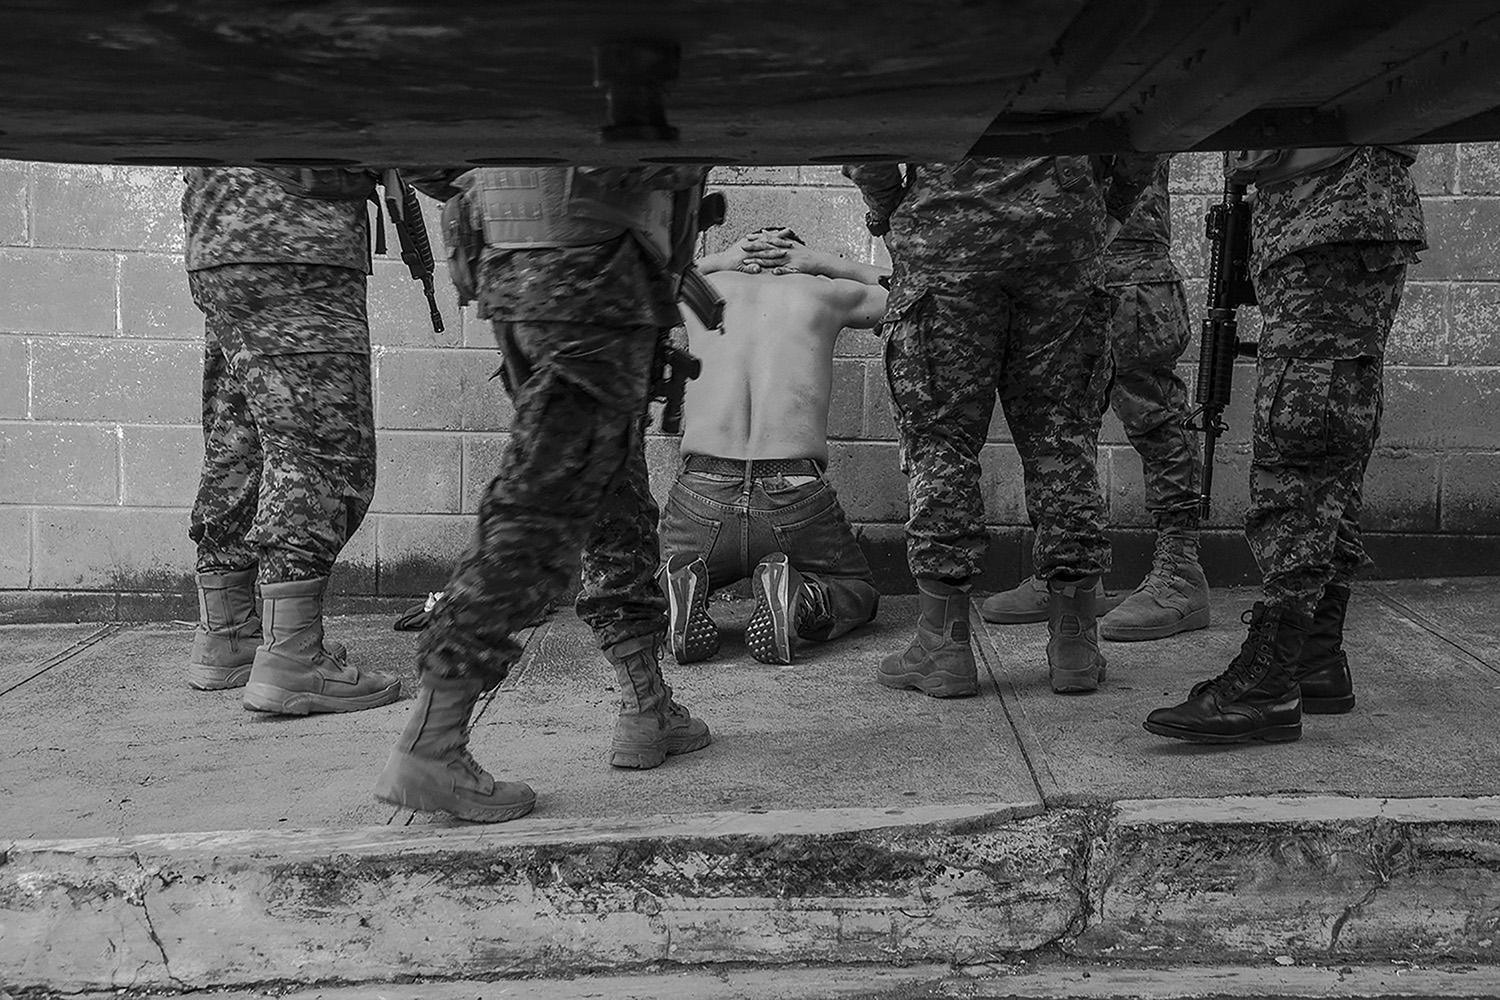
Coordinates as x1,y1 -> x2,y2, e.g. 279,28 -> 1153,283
884,260 -> 1111,583
417,321 -> 666,685
1108,279 -> 1201,531
188,264 -> 375,583
1247,242 -> 1414,617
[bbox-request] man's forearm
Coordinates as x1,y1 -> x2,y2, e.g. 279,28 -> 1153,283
808,256 -> 889,284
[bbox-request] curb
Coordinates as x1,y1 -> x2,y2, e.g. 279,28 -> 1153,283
4,796 -> 1500,992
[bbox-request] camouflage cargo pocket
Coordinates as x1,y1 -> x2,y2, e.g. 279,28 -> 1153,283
1256,356 -> 1382,462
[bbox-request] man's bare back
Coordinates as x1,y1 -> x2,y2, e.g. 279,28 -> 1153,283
680,251 -> 886,463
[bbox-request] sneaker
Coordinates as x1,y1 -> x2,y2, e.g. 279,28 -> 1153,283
662,554 -> 720,663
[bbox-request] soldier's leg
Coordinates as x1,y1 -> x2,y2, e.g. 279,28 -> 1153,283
377,321 -> 670,818
579,415 -> 711,769
998,258 -> 1110,693
876,278 -> 1004,699
185,270 -> 263,690
1100,279 -> 1211,640
214,265 -> 394,715
1146,244 -> 1410,741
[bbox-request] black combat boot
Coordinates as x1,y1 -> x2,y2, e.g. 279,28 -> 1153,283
877,579 -> 979,698
1143,602 -> 1311,743
1295,583 -> 1355,714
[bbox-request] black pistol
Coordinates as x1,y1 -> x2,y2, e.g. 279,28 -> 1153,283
1186,179 -> 1258,517
382,169 -> 445,333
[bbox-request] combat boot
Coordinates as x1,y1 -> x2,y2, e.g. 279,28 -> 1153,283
1294,583 -> 1356,714
242,577 -> 401,714
1143,602 -> 1311,743
1100,528 -> 1211,641
981,575 -> 1109,625
607,634 -> 712,769
745,552 -> 831,665
663,554 -> 720,664
187,567 -> 262,690
1047,576 -> 1107,693
877,579 -> 980,697
373,676 -> 537,822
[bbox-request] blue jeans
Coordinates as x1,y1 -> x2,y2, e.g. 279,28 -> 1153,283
660,463 -> 879,641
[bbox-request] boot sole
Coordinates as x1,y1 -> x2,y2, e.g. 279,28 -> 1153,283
747,562 -> 794,665
1303,693 -> 1356,715
1100,606 -> 1211,642
876,669 -> 979,698
610,729 -> 714,769
1142,719 -> 1303,743
666,562 -> 720,664
373,784 -> 536,823
243,679 -> 401,715
979,607 -> 1048,625
187,662 -> 253,690
1050,659 -> 1107,694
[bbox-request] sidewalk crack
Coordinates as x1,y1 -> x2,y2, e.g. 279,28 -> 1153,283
130,852 -> 187,989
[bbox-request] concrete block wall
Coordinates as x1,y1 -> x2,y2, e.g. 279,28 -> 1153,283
1,151 -> 1498,617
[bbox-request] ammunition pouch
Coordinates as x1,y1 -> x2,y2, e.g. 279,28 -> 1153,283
260,166 -> 379,202
440,195 -> 483,307
457,167 -> 673,260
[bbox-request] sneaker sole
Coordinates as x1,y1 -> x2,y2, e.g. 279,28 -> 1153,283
1303,693 -> 1356,715
187,662 -> 253,690
243,680 -> 401,715
1142,719 -> 1303,743
876,668 -> 979,698
373,786 -> 536,823
747,562 -> 794,665
1100,606 -> 1211,642
667,565 -> 720,664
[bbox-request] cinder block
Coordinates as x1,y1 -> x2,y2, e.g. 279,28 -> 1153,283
1409,144 -> 1458,195
0,336 -> 26,419
0,161 -> 26,245
1168,194 -> 1210,281
121,425 -> 203,507
375,513 -> 474,595
1387,281 -> 1447,365
30,163 -> 183,252
863,364 -> 897,441
1382,367 -> 1500,448
368,257 -> 461,348
797,166 -> 855,187
1198,440 -> 1253,530
375,347 -> 513,431
1107,445 -> 1153,528
1440,451 -> 1500,533
704,187 -> 868,262
835,327 -> 881,358
32,507 -> 194,590
370,431 -> 462,514
0,507 -> 30,587
645,433 -> 682,511
1409,198 -> 1500,282
1169,152 -> 1225,195
827,359 -> 865,439
0,423 -> 119,504
826,440 -> 905,522
330,515 -> 377,595
460,433 -> 509,514
709,166 -> 799,187
978,442 -> 1027,524
0,248 -> 117,336
30,339 -> 202,423
120,253 -> 201,339
1448,282 -> 1500,365
1458,141 -> 1500,194
459,304 -> 490,348
1360,448 -> 1438,532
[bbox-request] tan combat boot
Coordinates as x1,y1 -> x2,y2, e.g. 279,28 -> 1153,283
242,577 -> 400,714
607,634 -> 713,769
373,676 -> 537,822
877,579 -> 980,697
1100,528 -> 1211,641
187,567 -> 262,690
1048,576 -> 1107,693
981,574 -> 1108,624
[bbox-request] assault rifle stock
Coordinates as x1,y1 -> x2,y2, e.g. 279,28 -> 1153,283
382,169 -> 444,333
1187,179 -> 1257,517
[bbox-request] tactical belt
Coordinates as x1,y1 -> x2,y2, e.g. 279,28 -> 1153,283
684,455 -> 824,479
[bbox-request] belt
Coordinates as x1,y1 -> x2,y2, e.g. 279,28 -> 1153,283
684,455 -> 824,479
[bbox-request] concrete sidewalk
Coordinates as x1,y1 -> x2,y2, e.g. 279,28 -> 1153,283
4,579 -> 1500,991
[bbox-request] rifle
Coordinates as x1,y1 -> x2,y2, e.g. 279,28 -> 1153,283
381,169 -> 445,333
649,187 -> 727,433
1186,179 -> 1258,517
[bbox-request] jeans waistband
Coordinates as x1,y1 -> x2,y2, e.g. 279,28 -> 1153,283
683,455 -> 825,479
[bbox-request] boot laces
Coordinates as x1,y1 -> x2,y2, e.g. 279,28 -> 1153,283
1206,609 -> 1277,696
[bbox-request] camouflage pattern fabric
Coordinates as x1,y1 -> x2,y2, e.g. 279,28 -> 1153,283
475,235 -> 681,328
187,264 -> 375,583
1246,243 -> 1418,616
882,258 -> 1111,583
1105,157 -> 1179,285
417,314 -> 664,685
182,167 -> 370,273
1240,145 -> 1426,616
